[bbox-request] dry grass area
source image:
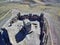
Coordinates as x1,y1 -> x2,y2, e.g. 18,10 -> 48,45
0,5 -> 10,18
0,3 -> 60,21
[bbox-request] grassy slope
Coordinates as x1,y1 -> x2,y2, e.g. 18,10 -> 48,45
0,0 -> 6,1
0,3 -> 60,21
0,5 -> 10,18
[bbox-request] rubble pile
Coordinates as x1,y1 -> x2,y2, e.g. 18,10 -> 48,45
1,12 -> 48,45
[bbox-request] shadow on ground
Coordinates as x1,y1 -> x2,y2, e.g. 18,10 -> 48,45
15,26 -> 33,43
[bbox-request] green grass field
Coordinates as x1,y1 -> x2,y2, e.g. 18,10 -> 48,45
0,0 -> 6,1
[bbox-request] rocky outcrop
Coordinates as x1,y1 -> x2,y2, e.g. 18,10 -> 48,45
1,12 -> 48,45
